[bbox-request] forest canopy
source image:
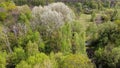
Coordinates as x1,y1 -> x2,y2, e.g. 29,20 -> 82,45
0,0 -> 120,68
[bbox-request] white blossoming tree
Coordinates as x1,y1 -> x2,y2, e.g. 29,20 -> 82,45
32,2 -> 75,32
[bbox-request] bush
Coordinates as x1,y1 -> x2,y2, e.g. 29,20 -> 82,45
60,54 -> 94,68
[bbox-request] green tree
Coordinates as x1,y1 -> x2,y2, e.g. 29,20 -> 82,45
10,47 -> 26,65
26,41 -> 39,56
71,21 -> 86,54
27,53 -> 52,68
96,22 -> 120,47
0,25 -> 12,53
95,45 -> 120,68
0,52 -> 6,68
16,60 -> 31,68
60,54 -> 94,68
60,23 -> 72,54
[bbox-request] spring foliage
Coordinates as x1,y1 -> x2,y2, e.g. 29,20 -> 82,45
1,0 -> 120,68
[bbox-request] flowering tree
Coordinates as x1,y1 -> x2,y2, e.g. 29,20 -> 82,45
32,2 -> 75,32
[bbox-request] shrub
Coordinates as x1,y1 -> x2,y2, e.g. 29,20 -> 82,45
60,54 -> 94,68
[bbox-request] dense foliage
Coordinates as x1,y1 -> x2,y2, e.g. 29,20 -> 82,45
0,0 -> 120,68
